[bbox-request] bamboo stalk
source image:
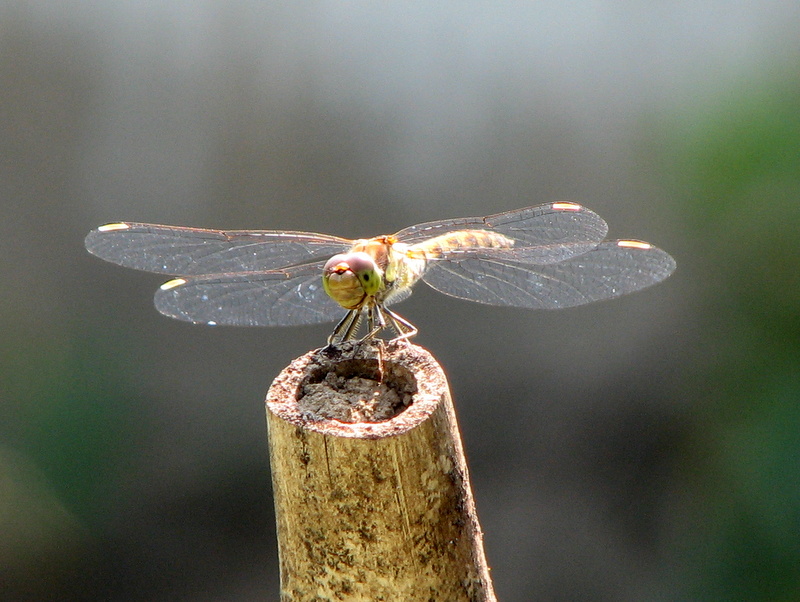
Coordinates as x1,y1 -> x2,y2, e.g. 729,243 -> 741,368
266,340 -> 496,602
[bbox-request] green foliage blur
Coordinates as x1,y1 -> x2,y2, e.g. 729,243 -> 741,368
658,72 -> 800,600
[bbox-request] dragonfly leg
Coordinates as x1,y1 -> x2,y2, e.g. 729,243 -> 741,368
364,306 -> 386,381
328,310 -> 361,345
327,312 -> 350,345
358,304 -> 386,342
345,305 -> 417,344
384,307 -> 418,342
343,311 -> 364,341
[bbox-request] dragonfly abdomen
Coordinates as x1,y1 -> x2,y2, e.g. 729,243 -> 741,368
413,230 -> 514,259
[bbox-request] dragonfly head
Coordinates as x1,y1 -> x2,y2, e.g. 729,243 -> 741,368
323,252 -> 382,309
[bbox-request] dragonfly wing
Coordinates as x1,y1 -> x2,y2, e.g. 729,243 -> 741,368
154,261 -> 344,326
421,240 -> 676,309
85,223 -> 352,275
396,202 -> 608,264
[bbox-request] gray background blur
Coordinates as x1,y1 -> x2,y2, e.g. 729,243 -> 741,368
2,2 -> 799,600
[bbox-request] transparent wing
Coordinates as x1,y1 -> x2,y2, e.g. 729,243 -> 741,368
395,202 -> 609,264
421,240 -> 676,309
153,261 -> 345,326
85,222 -> 352,275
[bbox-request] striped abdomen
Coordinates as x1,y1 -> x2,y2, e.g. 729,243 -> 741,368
412,230 -> 514,259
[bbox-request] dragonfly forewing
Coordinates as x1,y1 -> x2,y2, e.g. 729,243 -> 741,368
395,202 -> 609,265
154,261 -> 344,326
85,223 -> 352,275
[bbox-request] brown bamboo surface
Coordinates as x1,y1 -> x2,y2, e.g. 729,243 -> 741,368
266,340 -> 496,602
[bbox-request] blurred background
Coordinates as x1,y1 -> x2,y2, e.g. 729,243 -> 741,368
1,2 -> 798,600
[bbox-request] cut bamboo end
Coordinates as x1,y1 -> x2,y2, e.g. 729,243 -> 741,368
267,340 -> 446,439
266,340 -> 496,602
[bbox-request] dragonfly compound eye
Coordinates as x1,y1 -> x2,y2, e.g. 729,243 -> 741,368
323,252 -> 380,309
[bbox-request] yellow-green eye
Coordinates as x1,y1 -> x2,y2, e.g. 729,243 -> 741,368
322,252 -> 381,309
356,266 -> 380,296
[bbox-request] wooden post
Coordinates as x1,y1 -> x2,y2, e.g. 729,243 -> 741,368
266,340 -> 496,602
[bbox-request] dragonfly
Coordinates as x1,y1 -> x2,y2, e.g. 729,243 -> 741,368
85,202 -> 675,344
